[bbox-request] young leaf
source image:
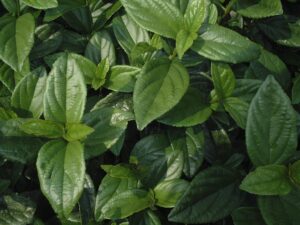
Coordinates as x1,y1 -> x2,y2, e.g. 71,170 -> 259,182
211,62 -> 236,100
92,58 -> 110,90
44,53 -> 87,124
11,67 -> 47,118
0,14 -> 35,71
64,123 -> 94,142
232,207 -> 267,225
37,140 -> 85,218
258,190 -> 300,225
20,119 -> 64,138
120,0 -> 184,39
168,166 -> 244,224
21,0 -> 58,9
240,165 -> 292,196
101,189 -> 155,220
192,24 -> 260,63
154,179 -> 189,208
236,0 -> 283,18
133,58 -> 189,130
246,76 -> 297,166
176,29 -> 197,59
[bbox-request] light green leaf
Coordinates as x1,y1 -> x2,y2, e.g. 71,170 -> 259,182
168,166 -> 244,224
236,0 -> 283,18
240,165 -> 292,195
120,0 -> 184,39
258,190 -> 300,225
133,58 -> 189,130
211,62 -> 236,100
22,0 -> 58,9
113,15 -> 150,55
184,0 -> 210,32
11,67 -> 47,118
44,53 -> 87,124
64,123 -> 94,142
92,58 -> 110,90
192,24 -> 260,63
94,174 -> 138,221
176,29 -> 196,59
102,189 -> 155,220
246,76 -> 297,166
224,97 -> 249,129
20,119 -> 64,138
232,207 -> 267,225
0,14 -> 35,71
37,140 -> 85,218
84,31 -> 116,65
0,195 -> 36,225
154,179 -> 189,208
158,87 -> 212,127
105,65 -> 140,93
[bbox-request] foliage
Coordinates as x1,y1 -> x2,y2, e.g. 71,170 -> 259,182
0,0 -> 300,224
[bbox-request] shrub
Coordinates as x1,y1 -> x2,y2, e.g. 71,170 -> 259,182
0,0 -> 300,224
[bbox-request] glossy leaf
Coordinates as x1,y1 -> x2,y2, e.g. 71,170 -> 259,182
22,0 -> 58,9
192,24 -> 260,63
37,140 -> 85,218
120,0 -> 184,39
133,58 -> 189,130
224,97 -> 249,129
64,123 -> 94,142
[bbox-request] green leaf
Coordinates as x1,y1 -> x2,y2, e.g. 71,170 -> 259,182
20,119 -> 64,138
11,67 -> 47,118
289,160 -> 300,186
1,0 -> 18,13
133,58 -> 189,130
101,189 -> 155,220
22,0 -> 58,9
211,62 -> 236,100
292,76 -> 300,104
258,16 -> 300,47
258,190 -> 300,225
44,53 -> 87,124
232,207 -> 267,225
240,165 -> 292,195
0,107 -> 17,121
120,0 -> 184,39
130,133 -> 184,187
158,87 -> 212,127
176,29 -> 196,59
224,97 -> 249,129
84,31 -> 116,65
94,174 -> 138,221
154,179 -> 189,208
0,136 -> 43,164
245,49 -> 291,89
92,58 -> 110,90
0,195 -> 36,225
37,140 -> 85,218
236,0 -> 283,18
104,65 -> 140,93
232,79 -> 262,103
0,14 -> 35,71
184,0 -> 210,32
192,24 -> 260,63
112,15 -> 150,55
64,123 -> 94,142
246,76 -> 297,166
168,166 -> 244,224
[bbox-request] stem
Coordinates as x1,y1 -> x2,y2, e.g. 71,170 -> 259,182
169,49 -> 177,60
220,0 -> 237,21
16,0 -> 20,17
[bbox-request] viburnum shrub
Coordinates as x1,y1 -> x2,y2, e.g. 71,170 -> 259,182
0,0 -> 300,224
